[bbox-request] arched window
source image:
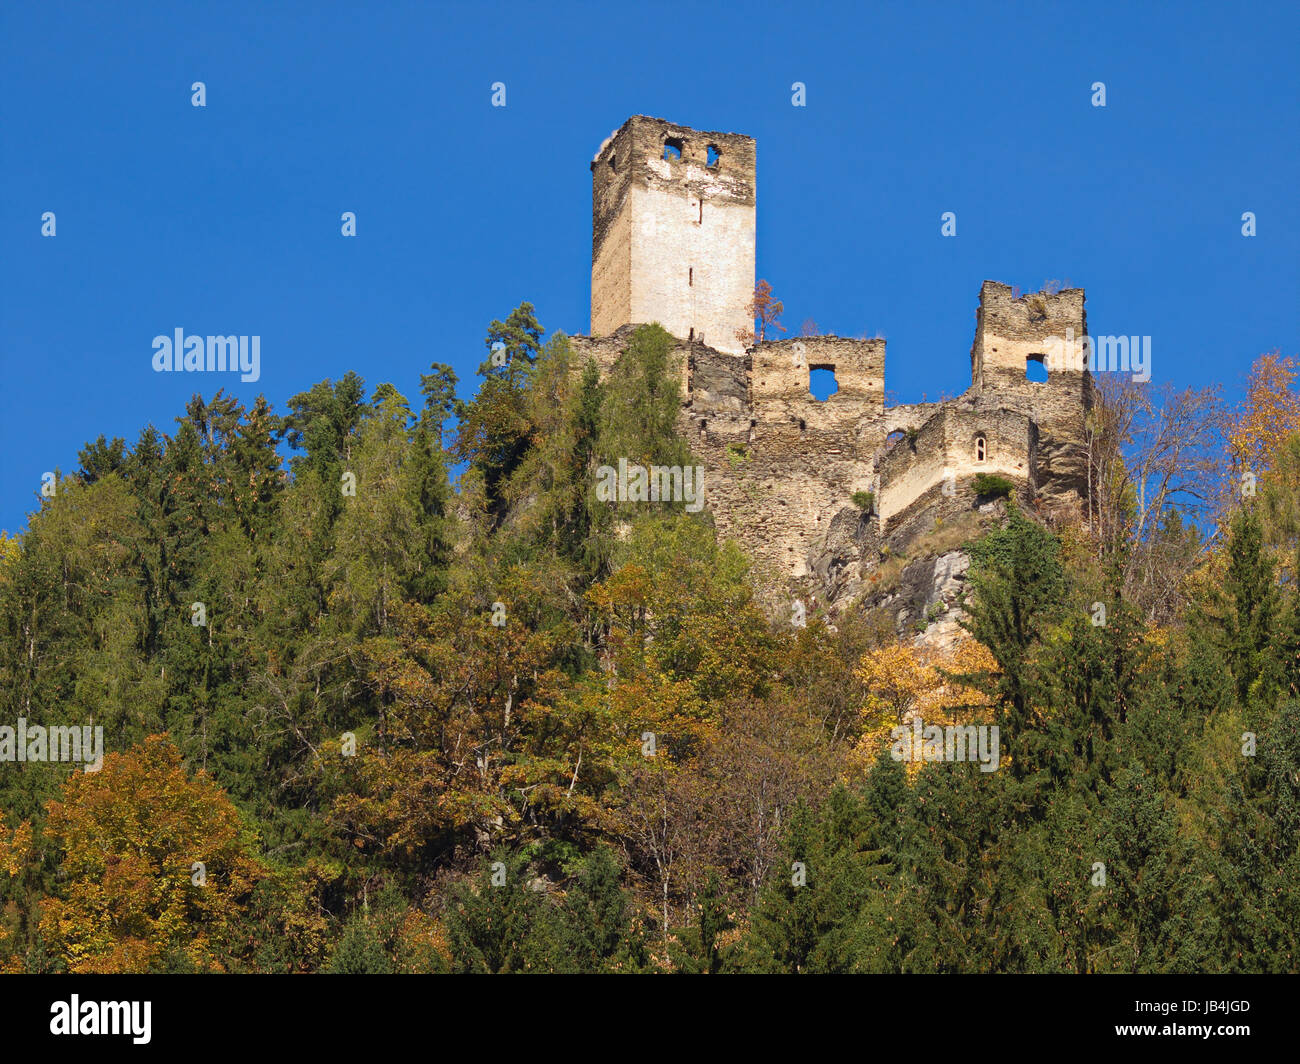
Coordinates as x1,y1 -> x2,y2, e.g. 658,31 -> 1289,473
975,435 -> 987,462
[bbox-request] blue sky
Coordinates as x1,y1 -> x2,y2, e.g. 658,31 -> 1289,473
1,0 -> 1296,534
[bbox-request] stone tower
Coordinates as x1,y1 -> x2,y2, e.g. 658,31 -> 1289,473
590,116 -> 756,356
968,281 -> 1092,500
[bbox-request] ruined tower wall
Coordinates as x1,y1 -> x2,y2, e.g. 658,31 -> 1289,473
591,116 -> 755,356
876,406 -> 1035,526
750,337 -> 885,427
970,281 -> 1091,507
971,282 -> 1088,419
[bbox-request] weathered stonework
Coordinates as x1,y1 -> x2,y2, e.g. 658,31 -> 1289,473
575,119 -> 1093,624
591,116 -> 756,356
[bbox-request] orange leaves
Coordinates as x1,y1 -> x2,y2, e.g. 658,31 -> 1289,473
737,280 -> 786,345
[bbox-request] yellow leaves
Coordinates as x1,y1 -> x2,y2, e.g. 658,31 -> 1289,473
0,532 -> 20,575
38,734 -> 266,973
0,814 -> 33,949
855,642 -> 933,725
1228,350 -> 1300,475
851,637 -> 997,776
0,812 -> 32,878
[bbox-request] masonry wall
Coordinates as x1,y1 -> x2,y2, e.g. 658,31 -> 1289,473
971,281 -> 1087,415
591,116 -> 755,356
969,281 -> 1092,505
750,337 -> 885,427
568,326 -> 691,397
877,406 -> 1034,526
684,404 -> 871,585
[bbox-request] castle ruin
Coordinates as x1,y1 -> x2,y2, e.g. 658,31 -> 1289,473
571,116 -> 1093,620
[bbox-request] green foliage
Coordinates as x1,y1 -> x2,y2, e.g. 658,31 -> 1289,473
851,490 -> 875,512
444,849 -> 647,973
1,303 -> 1295,975
598,324 -> 692,471
972,473 -> 1014,499
324,913 -> 394,974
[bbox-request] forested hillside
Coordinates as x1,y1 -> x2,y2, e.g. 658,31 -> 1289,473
2,305 -> 1297,973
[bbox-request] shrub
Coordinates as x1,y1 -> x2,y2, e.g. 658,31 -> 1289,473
725,442 -> 750,466
851,490 -> 875,513
973,473 -> 1014,499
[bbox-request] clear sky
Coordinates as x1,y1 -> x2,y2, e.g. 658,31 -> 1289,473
1,0 -> 1296,534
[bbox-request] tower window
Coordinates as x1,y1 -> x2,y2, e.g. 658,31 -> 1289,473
689,267 -> 693,286
663,137 -> 684,161
809,365 -> 838,401
706,144 -> 720,167
609,154 -> 616,173
975,435 -> 987,462
698,200 -> 703,224
1026,354 -> 1048,383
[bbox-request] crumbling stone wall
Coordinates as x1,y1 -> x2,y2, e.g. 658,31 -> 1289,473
567,278 -> 1088,612
877,406 -> 1035,526
970,281 -> 1092,509
573,118 -> 1092,617
591,116 -> 756,356
750,337 -> 885,425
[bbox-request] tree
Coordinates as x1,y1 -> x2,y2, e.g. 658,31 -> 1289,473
1219,506 -> 1280,707
453,303 -> 544,515
39,735 -> 265,973
1084,376 -> 1224,619
736,280 -> 786,346
954,503 -> 1064,749
1229,351 -> 1300,477
418,362 -> 460,449
76,435 -> 127,484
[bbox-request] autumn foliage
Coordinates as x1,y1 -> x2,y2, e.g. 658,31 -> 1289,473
0,311 -> 1296,973
38,736 -> 265,973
